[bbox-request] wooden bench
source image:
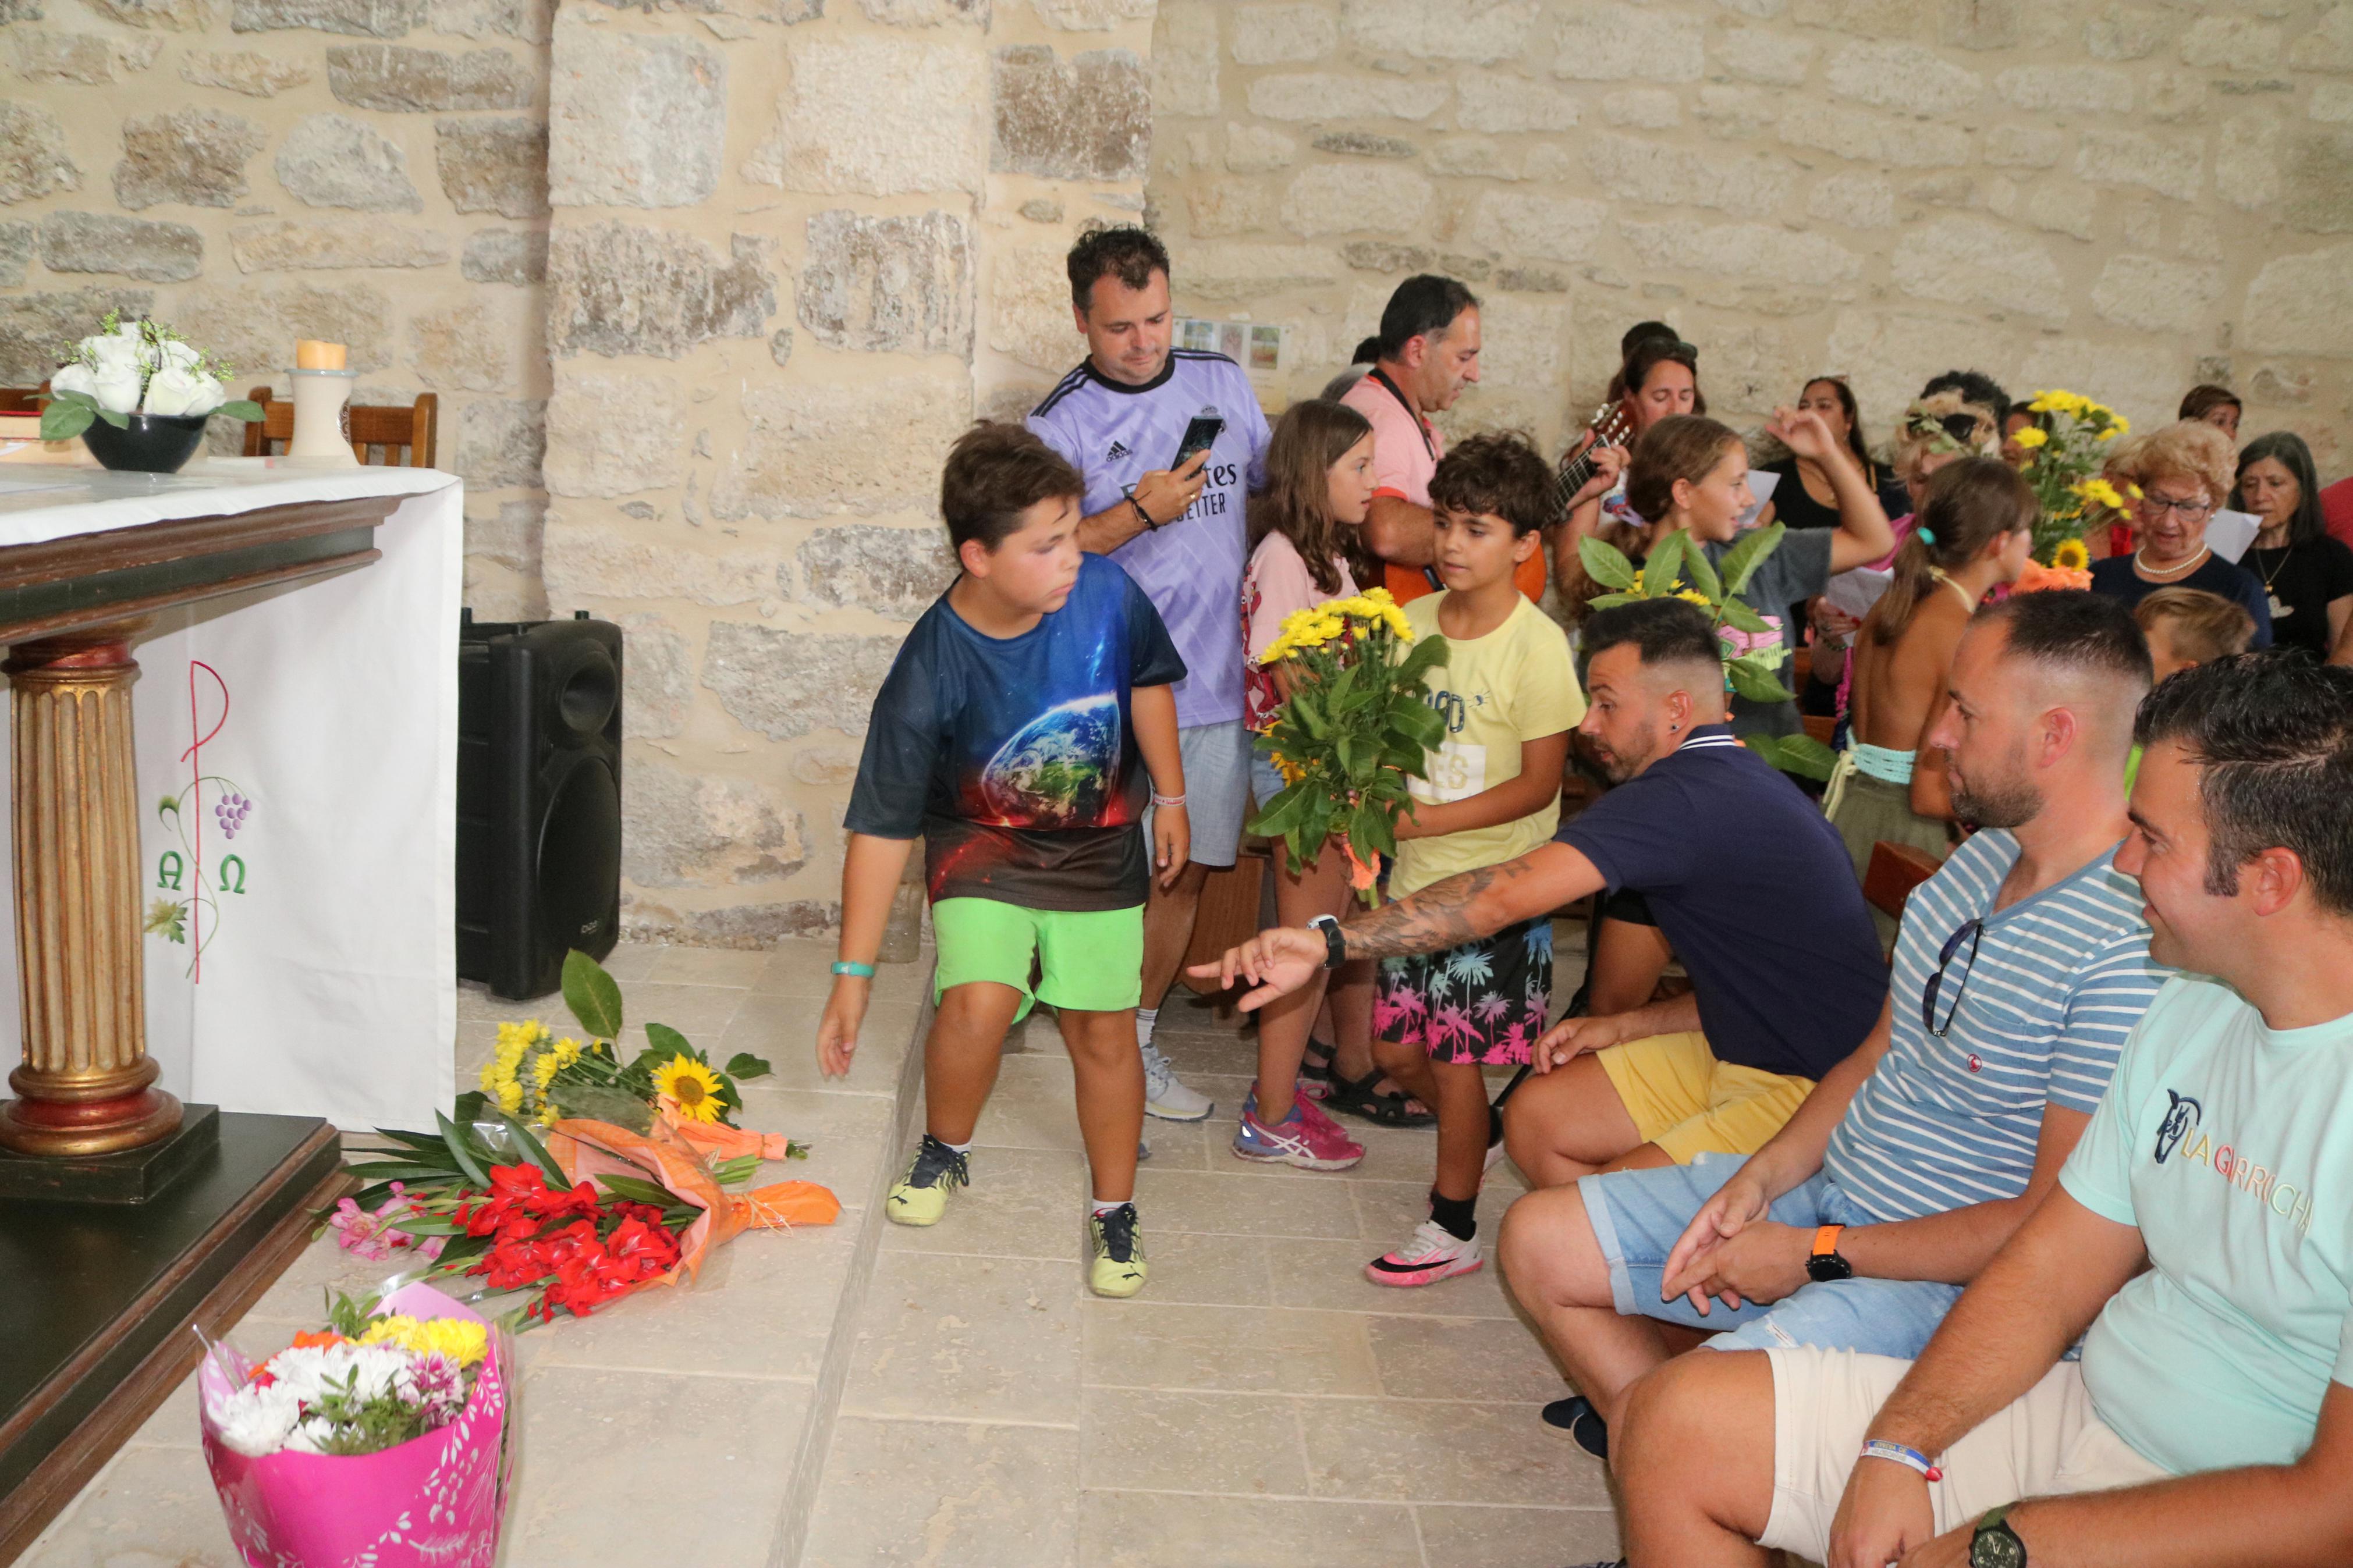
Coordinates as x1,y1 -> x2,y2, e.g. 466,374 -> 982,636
1864,840 -> 1944,922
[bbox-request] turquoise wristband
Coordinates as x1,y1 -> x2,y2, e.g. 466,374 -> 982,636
831,961 -> 876,979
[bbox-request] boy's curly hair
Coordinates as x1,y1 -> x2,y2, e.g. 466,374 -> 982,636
1428,431 -> 1555,537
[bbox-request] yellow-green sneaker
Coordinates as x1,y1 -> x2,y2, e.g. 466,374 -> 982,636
1088,1203 -> 1148,1297
886,1135 -> 970,1227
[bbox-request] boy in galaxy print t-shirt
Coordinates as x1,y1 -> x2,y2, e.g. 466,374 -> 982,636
817,422 -> 1189,1300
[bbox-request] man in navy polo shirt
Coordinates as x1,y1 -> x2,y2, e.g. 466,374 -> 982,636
1190,598 -> 1884,1230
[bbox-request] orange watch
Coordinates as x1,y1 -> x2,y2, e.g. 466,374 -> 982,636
1806,1224 -> 1853,1283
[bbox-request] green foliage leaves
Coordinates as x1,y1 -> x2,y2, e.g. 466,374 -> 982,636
562,950 -> 623,1039
1745,733 -> 1839,781
1577,535 -> 1638,591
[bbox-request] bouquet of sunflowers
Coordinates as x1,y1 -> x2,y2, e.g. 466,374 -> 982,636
2009,388 -> 2129,567
478,950 -> 773,1133
1247,588 -> 1447,904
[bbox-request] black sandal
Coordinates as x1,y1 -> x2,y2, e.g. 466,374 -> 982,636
1323,1066 -> 1437,1129
1299,1036 -> 1338,1085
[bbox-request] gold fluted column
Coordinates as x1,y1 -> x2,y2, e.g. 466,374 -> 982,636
0,622 -> 180,1157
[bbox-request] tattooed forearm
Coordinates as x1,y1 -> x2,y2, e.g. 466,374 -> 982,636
1339,856 -> 1545,961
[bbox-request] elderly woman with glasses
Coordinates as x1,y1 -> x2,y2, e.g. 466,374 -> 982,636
2087,420 -> 2273,648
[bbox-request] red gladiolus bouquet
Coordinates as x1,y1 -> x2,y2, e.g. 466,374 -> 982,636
454,1162 -> 686,1320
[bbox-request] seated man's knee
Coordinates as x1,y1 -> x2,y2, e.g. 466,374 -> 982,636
1496,1186 -> 1610,1308
1617,1348 -> 1765,1480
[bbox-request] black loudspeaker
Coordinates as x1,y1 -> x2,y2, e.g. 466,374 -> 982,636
456,609 -> 624,999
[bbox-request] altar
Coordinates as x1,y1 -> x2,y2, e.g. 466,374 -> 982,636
0,460 -> 463,1135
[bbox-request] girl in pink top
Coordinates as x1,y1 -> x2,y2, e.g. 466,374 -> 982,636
1231,399 -> 1380,1171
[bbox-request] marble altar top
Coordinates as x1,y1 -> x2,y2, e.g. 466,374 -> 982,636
0,460 -> 456,550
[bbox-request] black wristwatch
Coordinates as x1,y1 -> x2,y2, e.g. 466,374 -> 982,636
1307,913 -> 1347,970
1804,1224 -> 1854,1283
1971,1504 -> 2026,1568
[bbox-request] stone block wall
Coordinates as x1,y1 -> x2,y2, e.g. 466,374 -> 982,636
537,0 -> 1154,945
1145,0 -> 2353,464
0,0 -> 557,618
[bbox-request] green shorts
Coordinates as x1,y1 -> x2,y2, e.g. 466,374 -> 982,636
931,898 -> 1144,1020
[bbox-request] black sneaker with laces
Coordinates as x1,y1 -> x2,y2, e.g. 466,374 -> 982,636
1088,1201 -> 1148,1297
885,1133 -> 970,1227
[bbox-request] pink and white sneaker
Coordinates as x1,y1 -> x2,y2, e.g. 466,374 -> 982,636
1231,1092 -> 1364,1171
1365,1220 -> 1484,1287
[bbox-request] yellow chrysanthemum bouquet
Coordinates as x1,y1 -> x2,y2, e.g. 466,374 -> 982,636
476,950 -> 778,1135
1248,588 -> 1449,905
2013,388 -> 2131,565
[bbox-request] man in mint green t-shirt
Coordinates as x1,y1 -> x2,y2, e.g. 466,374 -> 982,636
1578,655 -> 2353,1568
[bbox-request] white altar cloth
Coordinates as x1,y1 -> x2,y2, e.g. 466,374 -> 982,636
0,460 -> 462,1132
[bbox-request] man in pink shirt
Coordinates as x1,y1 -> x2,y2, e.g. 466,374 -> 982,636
1334,276 -> 1529,605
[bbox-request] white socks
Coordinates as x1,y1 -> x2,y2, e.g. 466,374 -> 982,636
1089,1196 -> 1130,1217
1135,1007 -> 1159,1049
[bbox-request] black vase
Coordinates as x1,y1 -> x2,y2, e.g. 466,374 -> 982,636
79,411 -> 210,475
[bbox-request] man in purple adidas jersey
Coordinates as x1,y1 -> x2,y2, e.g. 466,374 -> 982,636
1028,227 -> 1272,1125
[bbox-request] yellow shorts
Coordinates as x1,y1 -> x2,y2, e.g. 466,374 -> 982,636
1593,1030 -> 1815,1164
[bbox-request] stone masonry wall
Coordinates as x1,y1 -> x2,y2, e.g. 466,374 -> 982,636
538,0 -> 1155,945
0,0 -> 557,618
1145,0 -> 2353,466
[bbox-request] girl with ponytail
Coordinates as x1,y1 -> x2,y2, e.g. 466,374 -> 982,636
1827,457 -> 2036,935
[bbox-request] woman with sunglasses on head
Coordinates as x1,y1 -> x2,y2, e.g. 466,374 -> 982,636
2086,421 -> 2272,648
2232,431 -> 2353,660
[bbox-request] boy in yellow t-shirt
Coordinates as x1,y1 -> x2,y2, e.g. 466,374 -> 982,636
1365,433 -> 1584,1289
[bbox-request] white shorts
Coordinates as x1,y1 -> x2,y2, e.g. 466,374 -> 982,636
1142,719 -> 1249,870
1762,1346 -> 2170,1564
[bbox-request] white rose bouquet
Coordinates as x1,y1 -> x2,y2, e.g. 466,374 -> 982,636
40,311 -> 265,440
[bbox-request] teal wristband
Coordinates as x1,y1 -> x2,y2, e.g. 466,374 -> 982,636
831,961 -> 876,979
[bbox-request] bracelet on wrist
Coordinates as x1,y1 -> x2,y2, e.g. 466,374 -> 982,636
1151,791 -> 1187,808
831,960 -> 876,979
1122,485 -> 1158,532
1858,1439 -> 1942,1482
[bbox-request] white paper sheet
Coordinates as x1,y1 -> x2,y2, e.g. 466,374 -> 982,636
2206,508 -> 2262,564
1823,566 -> 1896,621
0,466 -> 460,1130
1735,470 -> 1780,531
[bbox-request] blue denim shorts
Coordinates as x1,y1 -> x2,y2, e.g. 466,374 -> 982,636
1248,750 -> 1286,813
1578,1154 -> 1963,1359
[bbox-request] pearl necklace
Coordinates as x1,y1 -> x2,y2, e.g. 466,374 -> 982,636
2134,545 -> 2210,581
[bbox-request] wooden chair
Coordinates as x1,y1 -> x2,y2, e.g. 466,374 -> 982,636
242,386 -> 438,467
1864,840 -> 1944,923
0,386 -> 45,413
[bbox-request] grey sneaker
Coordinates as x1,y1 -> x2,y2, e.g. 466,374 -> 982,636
1140,1039 -> 1213,1121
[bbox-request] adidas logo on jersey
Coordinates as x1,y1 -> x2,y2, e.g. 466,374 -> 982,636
1106,440 -> 1130,462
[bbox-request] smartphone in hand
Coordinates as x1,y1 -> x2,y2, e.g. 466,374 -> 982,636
1174,410 -> 1225,468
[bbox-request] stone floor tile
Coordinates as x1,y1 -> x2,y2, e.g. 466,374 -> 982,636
1268,1238 -> 1518,1320
1138,1117 -> 1212,1171
1080,1387 -> 1309,1495
1116,1229 -> 1274,1306
1081,1301 -> 1379,1396
531,1227 -> 854,1381
966,1053 -> 1088,1153
843,1250 -> 1082,1423
598,939 -> 665,982
1147,1028 -> 1259,1078
1365,1314 -> 1566,1403
646,945 -> 774,987
802,1417 -> 1079,1568
240,1226 -> 442,1324
501,1366 -> 810,1568
1304,1397 -> 1612,1507
1133,1167 -> 1364,1240
1415,1502 -> 1624,1567
729,1082 -> 898,1198
723,996 -> 922,1095
609,980 -> 752,1047
17,1444 -> 239,1567
1077,1489 -> 1421,1567
879,1144 -> 1091,1261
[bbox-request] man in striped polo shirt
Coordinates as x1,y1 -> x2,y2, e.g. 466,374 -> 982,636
1503,589 -> 2168,1468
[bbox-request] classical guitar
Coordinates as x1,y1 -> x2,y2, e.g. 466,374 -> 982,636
1552,401 -> 1637,519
